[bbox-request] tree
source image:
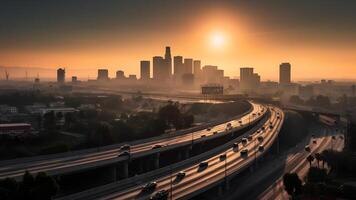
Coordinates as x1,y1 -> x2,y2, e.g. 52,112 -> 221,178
307,154 -> 315,167
158,102 -> 182,129
315,153 -> 322,168
306,167 -> 327,183
43,111 -> 56,132
32,172 -> 59,200
283,173 -> 302,197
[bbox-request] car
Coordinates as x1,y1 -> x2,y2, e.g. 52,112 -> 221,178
120,144 -> 130,151
176,171 -> 186,180
339,135 -> 344,139
261,127 -> 265,131
257,130 -> 260,133
219,154 -> 227,161
118,151 -> 130,157
305,145 -> 311,152
257,136 -> 264,142
252,113 -> 256,116
311,134 -> 315,138
258,145 -> 264,152
213,131 -> 218,135
233,142 -> 239,149
206,128 -> 211,131
142,182 -> 157,193
242,138 -> 248,145
269,125 -> 274,129
277,116 -> 280,119
258,112 -> 261,116
152,144 -> 164,149
313,140 -> 317,144
150,190 -> 168,200
248,135 -> 253,141
201,134 -> 206,138
332,135 -> 336,140
240,149 -> 248,157
238,120 -> 242,124
227,123 -> 232,127
199,161 -> 208,168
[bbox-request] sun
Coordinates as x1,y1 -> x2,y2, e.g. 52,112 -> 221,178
210,32 -> 226,49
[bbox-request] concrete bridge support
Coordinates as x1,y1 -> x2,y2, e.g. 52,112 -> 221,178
154,153 -> 160,169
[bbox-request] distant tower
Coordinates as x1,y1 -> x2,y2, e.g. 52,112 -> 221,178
97,69 -> 109,80
164,46 -> 172,76
153,56 -> 164,81
57,68 -> 65,83
279,63 -> 291,85
183,58 -> 193,74
140,60 -> 150,80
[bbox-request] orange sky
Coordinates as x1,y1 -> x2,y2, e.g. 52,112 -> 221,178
1,1 -> 356,81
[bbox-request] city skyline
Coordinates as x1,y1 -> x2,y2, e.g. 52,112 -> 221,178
1,0 -> 356,81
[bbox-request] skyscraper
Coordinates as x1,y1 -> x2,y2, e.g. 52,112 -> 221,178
116,70 -> 125,79
279,62 -> 291,85
240,67 -> 260,91
153,56 -> 164,80
174,56 -> 183,77
57,68 -> 65,83
193,60 -> 201,76
140,60 -> 150,80
97,69 -> 109,80
183,58 -> 193,74
164,46 -> 172,76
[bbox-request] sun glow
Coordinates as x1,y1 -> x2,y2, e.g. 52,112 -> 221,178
210,32 -> 226,49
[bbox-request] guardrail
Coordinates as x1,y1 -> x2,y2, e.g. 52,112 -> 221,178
55,108 -> 270,200
0,102 -> 254,167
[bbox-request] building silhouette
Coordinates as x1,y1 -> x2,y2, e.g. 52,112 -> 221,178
97,69 -> 109,80
140,60 -> 150,80
164,46 -> 172,76
193,60 -> 202,77
57,68 -> 65,83
183,58 -> 193,75
174,56 -> 183,78
116,70 -> 125,79
279,62 -> 291,85
240,67 -> 260,92
153,47 -> 173,82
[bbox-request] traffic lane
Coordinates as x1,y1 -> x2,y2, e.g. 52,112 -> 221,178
104,109 -> 280,200
0,104 -> 263,179
0,104 -> 260,177
259,127 -> 344,200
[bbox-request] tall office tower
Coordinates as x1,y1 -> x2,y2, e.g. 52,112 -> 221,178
174,56 -> 183,77
193,60 -> 202,76
279,62 -> 291,85
153,56 -> 164,80
240,67 -> 254,91
202,65 -> 218,84
97,69 -> 109,80
140,60 -> 150,80
183,58 -> 193,74
116,70 -> 125,79
57,68 -> 65,83
164,46 -> 172,75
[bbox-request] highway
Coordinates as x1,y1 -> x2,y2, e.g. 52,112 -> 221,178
222,124 -> 344,200
0,102 -> 265,180
58,106 -> 284,200
258,126 -> 344,200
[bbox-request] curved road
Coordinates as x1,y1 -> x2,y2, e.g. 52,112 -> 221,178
0,103 -> 265,180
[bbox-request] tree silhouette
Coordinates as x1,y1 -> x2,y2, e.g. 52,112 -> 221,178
283,173 -> 302,197
315,153 -> 321,168
307,154 -> 315,167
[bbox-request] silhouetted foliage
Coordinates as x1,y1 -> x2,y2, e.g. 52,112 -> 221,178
0,171 -> 58,200
283,173 -> 302,197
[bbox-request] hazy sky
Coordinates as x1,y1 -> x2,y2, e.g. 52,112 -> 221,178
1,0 -> 356,80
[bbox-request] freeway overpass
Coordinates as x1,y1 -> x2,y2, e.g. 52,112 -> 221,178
283,104 -> 342,117
57,106 -> 284,200
0,102 -> 266,180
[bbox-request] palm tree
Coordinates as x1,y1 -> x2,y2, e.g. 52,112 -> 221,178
306,154 -> 315,167
315,153 -> 321,168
